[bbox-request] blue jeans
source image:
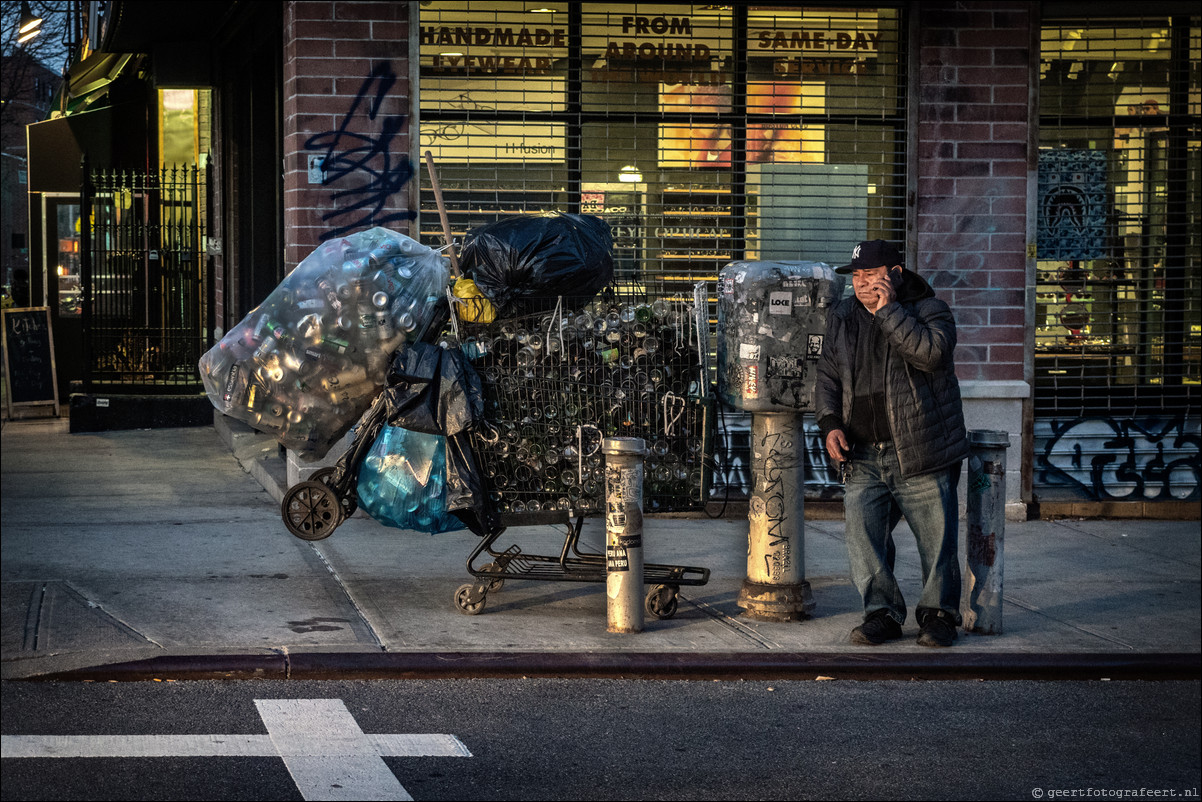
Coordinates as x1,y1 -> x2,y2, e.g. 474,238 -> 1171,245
843,441 -> 962,626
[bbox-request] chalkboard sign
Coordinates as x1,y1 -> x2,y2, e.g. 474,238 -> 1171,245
3,307 -> 60,417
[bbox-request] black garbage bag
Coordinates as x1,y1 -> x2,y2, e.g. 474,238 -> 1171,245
381,340 -> 482,437
459,213 -> 614,316
377,341 -> 501,537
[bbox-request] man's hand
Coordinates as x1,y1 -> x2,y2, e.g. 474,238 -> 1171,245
825,429 -> 850,464
867,272 -> 896,314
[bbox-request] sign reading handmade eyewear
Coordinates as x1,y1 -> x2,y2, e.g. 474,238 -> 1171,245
421,22 -> 568,76
420,9 -> 569,78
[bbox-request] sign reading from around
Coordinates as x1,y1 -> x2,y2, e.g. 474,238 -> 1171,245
2,307 -> 60,418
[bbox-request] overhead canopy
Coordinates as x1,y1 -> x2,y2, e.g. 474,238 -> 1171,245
54,51 -> 141,115
27,101 -> 150,192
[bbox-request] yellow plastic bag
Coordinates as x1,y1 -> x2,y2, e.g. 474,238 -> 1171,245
452,277 -> 497,324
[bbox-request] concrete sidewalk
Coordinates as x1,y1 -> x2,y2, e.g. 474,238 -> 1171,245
1,417 -> 1198,681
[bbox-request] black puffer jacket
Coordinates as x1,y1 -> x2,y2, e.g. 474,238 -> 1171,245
814,271 -> 968,478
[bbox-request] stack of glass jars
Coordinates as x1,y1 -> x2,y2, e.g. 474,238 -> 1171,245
456,292 -> 713,516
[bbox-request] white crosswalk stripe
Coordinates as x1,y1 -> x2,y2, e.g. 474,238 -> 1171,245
1,698 -> 471,801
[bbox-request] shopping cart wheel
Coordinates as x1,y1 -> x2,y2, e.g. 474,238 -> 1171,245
281,481 -> 344,541
309,468 -> 358,519
645,584 -> 679,620
480,562 -> 506,592
454,583 -> 486,615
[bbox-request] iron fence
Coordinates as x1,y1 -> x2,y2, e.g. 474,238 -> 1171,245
81,165 -> 209,392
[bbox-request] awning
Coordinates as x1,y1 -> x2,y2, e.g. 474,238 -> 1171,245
28,100 -> 151,192
52,52 -> 140,116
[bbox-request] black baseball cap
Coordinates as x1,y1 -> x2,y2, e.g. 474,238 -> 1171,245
836,239 -> 903,274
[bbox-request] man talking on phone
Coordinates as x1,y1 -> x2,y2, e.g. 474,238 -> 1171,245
814,240 -> 969,647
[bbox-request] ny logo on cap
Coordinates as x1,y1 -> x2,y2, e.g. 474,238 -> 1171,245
852,245 -> 862,259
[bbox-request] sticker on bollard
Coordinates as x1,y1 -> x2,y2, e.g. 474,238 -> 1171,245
604,438 -> 646,632
736,412 -> 814,622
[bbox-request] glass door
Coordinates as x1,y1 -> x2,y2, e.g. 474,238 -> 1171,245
41,194 -> 84,402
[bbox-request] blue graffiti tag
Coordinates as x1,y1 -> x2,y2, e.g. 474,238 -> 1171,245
305,61 -> 416,240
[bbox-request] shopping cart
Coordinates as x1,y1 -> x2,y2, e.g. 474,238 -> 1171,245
280,285 -> 715,618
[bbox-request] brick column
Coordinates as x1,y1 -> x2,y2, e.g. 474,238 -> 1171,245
914,1 -> 1036,517
282,0 -> 416,273
279,1 -> 417,483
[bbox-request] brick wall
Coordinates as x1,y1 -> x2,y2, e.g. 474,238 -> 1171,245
282,1 -> 416,272
914,1 -> 1035,384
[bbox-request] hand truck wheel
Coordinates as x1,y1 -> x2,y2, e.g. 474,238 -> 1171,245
281,480 -> 344,541
454,583 -> 487,615
645,584 -> 680,620
308,467 -> 358,519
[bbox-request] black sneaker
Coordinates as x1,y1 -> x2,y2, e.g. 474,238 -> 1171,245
916,611 -> 958,648
850,610 -> 903,645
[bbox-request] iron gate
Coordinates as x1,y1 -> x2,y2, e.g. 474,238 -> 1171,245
80,165 -> 210,392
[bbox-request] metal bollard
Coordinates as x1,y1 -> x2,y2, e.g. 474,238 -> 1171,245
736,412 -> 815,621
962,429 -> 1010,634
603,437 -> 647,634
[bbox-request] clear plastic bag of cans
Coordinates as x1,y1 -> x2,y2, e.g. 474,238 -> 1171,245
198,227 -> 450,460
355,425 -> 465,534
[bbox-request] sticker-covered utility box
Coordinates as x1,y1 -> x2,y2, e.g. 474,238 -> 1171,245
716,260 -> 840,413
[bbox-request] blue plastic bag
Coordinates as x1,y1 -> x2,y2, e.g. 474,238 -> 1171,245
356,425 -> 465,534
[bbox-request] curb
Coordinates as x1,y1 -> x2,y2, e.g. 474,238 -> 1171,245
21,652 -> 1202,683
213,412 -> 287,503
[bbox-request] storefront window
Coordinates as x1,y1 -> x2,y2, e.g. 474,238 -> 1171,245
1033,15 -> 1200,502
418,2 -> 907,497
418,2 -> 906,293
419,0 -> 572,256
1037,18 -> 1201,409
743,6 -> 904,266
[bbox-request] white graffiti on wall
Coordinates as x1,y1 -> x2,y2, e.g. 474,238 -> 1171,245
1035,415 -> 1201,501
712,413 -> 1201,502
711,413 -> 842,498
711,414 -> 752,495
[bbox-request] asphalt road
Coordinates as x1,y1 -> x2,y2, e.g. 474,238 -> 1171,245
2,678 -> 1199,801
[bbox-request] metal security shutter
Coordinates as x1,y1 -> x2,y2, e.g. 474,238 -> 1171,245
418,3 -> 574,253
418,2 -> 907,499
1035,14 -> 1201,502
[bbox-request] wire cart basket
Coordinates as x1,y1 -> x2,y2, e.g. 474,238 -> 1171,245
447,284 -> 714,616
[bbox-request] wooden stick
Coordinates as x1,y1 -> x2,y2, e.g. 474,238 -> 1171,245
424,150 -> 460,277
